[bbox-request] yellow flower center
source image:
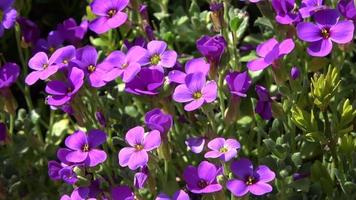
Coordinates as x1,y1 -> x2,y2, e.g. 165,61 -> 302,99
83,144 -> 89,152
122,63 -> 128,69
49,47 -> 55,54
43,63 -> 48,69
63,59 -> 68,64
88,65 -> 96,73
321,28 -> 330,39
107,9 -> 117,18
193,92 -> 202,99
134,144 -> 144,151
150,54 -> 161,65
246,176 -> 255,185
219,147 -> 228,153
0,10 -> 3,22
197,180 -> 208,188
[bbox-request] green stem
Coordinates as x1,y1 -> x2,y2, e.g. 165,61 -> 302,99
322,111 -> 339,168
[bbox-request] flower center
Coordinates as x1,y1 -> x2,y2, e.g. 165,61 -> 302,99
82,144 -> 89,152
245,176 -> 255,185
67,87 -> 72,93
88,64 -> 96,73
49,47 -> 55,53
219,146 -> 228,153
107,9 -> 117,18
63,59 -> 69,64
134,144 -> 144,151
193,92 -> 202,99
43,63 -> 49,69
321,28 -> 330,39
0,10 -> 3,22
197,180 -> 208,189
150,54 -> 161,65
122,63 -> 128,69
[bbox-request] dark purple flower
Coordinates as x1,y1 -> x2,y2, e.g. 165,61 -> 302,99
0,123 -> 7,142
225,71 -> 252,97
272,0 -> 301,25
290,67 -> 300,80
95,111 -> 106,127
296,9 -> 354,57
183,161 -> 222,194
247,38 -> 295,71
35,31 -> 63,54
103,46 -> 147,83
185,137 -> 205,154
17,17 -> 40,45
140,40 -> 177,71
0,62 -> 20,89
168,58 -> 210,84
338,0 -> 356,21
144,108 -> 173,135
124,37 -> 146,50
205,138 -> 240,162
59,166 -> 78,185
45,67 -> 84,106
111,185 -> 135,200
292,172 -> 310,181
299,0 -> 325,18
48,160 -> 62,180
61,181 -> 101,200
156,190 -> 190,200
89,0 -> 129,34
196,35 -> 226,65
255,85 -> 272,120
0,0 -> 17,37
57,18 -> 88,44
64,129 -> 107,167
227,158 -> 275,197
118,126 -> 161,170
125,68 -> 164,96
173,73 -> 217,111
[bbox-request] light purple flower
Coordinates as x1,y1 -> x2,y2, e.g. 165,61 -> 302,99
45,67 -> 84,106
272,0 -> 301,25
296,9 -> 355,57
183,161 -> 222,194
225,71 -> 252,97
299,0 -> 325,18
247,38 -> 295,71
156,190 -> 190,200
0,62 -> 20,89
61,181 -> 100,200
338,0 -> 356,21
226,158 -> 275,197
0,0 -> 17,37
64,129 -> 107,167
111,185 -> 135,200
25,52 -> 60,85
290,67 -> 300,80
118,126 -> 161,170
125,68 -> 164,96
173,73 -> 217,111
168,58 -> 210,84
205,138 -> 240,162
255,85 -> 272,120
89,0 -> 129,34
185,137 -> 205,154
196,35 -> 226,66
134,167 -> 148,189
144,108 -> 173,136
248,0 -> 262,3
140,40 -> 177,71
103,46 -> 147,83
49,45 -> 76,69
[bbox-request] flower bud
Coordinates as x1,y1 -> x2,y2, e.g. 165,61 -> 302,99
290,67 -> 300,80
210,2 -> 225,32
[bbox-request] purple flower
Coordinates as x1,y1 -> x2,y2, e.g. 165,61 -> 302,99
272,0 -> 301,25
140,40 -> 177,71
45,67 -> 84,106
299,0 -> 325,18
0,123 -> 7,142
247,38 -> 295,71
125,68 -> 164,96
124,37 -> 147,50
74,46 -> 119,87
111,185 -> 135,200
50,45 -> 76,69
183,161 -> 222,194
25,52 -> 60,85
338,0 -> 356,20
0,62 -> 20,89
168,58 -> 210,84
248,0 -> 262,3
205,138 -> 240,162
17,17 -> 40,45
103,46 -> 147,83
144,108 -> 173,136
225,71 -> 252,97
0,0 -> 17,37
48,160 -> 62,180
63,129 -> 107,167
57,18 -> 88,44
118,126 -> 161,170
296,9 -> 355,57
156,190 -> 190,200
196,35 -> 226,65
185,137 -> 205,154
255,85 -> 272,120
226,158 -> 275,197
61,181 -> 101,200
35,31 -> 63,54
89,0 -> 129,34
173,73 -> 217,111
134,167 -> 148,189
59,166 -> 78,185
290,67 -> 300,80
95,111 -> 106,127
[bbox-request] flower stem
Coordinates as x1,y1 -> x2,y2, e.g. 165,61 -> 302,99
322,110 -> 339,168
